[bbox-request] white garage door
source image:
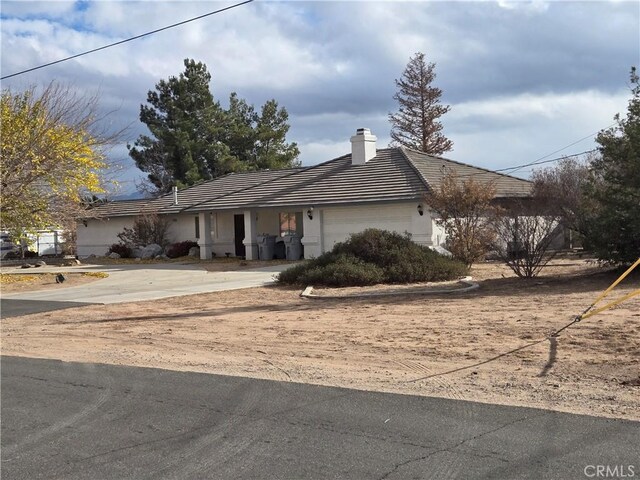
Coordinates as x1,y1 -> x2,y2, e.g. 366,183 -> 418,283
322,205 -> 413,252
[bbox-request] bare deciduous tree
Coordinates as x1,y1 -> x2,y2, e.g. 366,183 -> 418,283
1,82 -> 124,248
426,168 -> 496,266
117,211 -> 170,248
490,200 -> 562,278
531,154 -> 594,239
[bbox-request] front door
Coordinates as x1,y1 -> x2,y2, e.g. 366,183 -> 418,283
234,214 -> 246,258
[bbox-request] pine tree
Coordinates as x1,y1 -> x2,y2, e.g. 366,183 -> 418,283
389,52 -> 453,155
129,59 -> 299,194
129,59 -> 224,192
253,99 -> 300,170
584,67 -> 640,264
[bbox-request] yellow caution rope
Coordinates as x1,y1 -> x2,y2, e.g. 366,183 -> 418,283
575,257 -> 640,322
406,257 -> 640,382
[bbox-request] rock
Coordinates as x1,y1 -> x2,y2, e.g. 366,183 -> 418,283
61,259 -> 81,266
140,244 -> 163,259
21,263 -> 32,269
430,245 -> 453,257
155,254 -> 169,260
131,248 -> 144,259
188,246 -> 200,257
108,252 -> 121,259
35,260 -> 47,267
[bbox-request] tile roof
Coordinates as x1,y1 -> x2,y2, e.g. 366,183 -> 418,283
89,148 -> 531,217
147,169 -> 301,214
401,148 -> 532,198
89,169 -> 299,217
88,198 -> 152,217
184,148 -> 427,211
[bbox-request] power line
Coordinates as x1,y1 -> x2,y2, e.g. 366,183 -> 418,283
495,149 -> 596,174
497,123 -> 614,176
452,122 -> 617,180
1,0 -> 254,80
450,149 -> 596,180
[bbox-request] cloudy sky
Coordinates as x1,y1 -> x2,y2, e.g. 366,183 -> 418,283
2,0 -> 638,196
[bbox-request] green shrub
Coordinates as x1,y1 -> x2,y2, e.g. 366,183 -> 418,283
278,254 -> 385,287
166,240 -> 199,258
277,229 -> 467,287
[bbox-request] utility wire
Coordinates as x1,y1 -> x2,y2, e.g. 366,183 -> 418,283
507,125 -> 610,174
450,149 -> 596,180
1,0 -> 254,80
493,149 -> 595,174
452,122 -> 617,179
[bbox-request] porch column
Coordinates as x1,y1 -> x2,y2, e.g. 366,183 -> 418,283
198,212 -> 213,260
243,209 -> 258,260
411,204 -> 433,247
301,207 -> 322,258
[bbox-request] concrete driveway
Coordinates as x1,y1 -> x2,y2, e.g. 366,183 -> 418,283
1,262 -> 291,317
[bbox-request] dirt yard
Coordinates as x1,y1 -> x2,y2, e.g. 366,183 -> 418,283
2,259 -> 639,421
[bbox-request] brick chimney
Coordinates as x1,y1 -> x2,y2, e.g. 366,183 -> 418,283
350,128 -> 377,165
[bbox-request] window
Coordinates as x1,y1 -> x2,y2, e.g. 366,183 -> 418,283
194,216 -> 200,239
279,212 -> 297,237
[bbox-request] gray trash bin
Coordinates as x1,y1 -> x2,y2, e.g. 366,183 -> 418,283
257,234 -> 277,260
283,234 -> 303,260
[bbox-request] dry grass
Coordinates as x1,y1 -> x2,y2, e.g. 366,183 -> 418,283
0,272 -> 108,293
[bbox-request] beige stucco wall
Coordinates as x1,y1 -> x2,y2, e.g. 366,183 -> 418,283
78,203 -> 443,260
211,211 -> 234,257
302,202 -> 434,258
256,210 -> 281,236
77,213 -> 199,257
77,217 -> 136,257
168,214 -> 199,243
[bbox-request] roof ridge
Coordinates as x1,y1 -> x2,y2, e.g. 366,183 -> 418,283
397,147 -> 432,192
401,146 -> 531,183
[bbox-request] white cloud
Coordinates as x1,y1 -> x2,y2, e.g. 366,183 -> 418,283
447,89 -> 629,174
1,0 -> 637,195
496,0 -> 550,13
0,1 -> 76,18
297,141 -> 349,166
450,89 -> 628,131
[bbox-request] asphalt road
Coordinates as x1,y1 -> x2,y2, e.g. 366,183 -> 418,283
2,356 -> 638,480
1,263 -> 290,317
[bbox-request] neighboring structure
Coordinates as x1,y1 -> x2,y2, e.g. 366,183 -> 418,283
1,229 -> 64,258
77,128 -> 531,259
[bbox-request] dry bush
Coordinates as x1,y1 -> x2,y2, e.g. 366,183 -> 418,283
425,169 -> 496,266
